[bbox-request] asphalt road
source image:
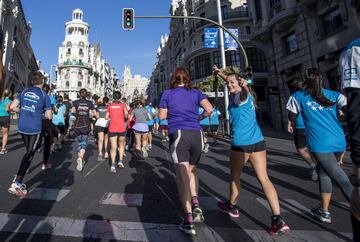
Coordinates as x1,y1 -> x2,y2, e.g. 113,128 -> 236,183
0,130 -> 354,242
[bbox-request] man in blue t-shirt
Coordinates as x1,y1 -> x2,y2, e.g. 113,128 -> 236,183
8,71 -> 52,198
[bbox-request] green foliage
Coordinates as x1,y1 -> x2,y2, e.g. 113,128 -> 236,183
196,66 -> 240,92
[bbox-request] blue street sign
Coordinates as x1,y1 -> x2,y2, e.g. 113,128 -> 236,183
224,29 -> 239,49
204,28 -> 218,48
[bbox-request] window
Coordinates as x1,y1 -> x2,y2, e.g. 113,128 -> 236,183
79,42 -> 84,48
200,12 -> 206,26
253,86 -> 266,102
66,42 -> 72,47
246,47 -> 268,72
322,7 -> 343,35
66,48 -> 71,55
78,81 -> 82,87
66,81 -> 69,87
213,51 -> 222,67
270,0 -> 281,8
199,0 -> 205,5
189,59 -> 195,80
195,53 -> 211,79
246,26 -> 251,35
255,0 -> 262,21
284,32 -> 298,54
221,5 -> 229,19
226,51 -> 240,67
201,34 -> 205,43
79,48 -> 84,56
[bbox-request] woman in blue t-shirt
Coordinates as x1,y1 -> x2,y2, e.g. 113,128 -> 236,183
287,68 -> 352,224
213,66 -> 290,236
0,89 -> 12,154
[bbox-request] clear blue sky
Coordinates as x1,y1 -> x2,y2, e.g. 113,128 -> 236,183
22,0 -> 171,79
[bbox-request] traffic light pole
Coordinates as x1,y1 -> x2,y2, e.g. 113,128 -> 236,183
135,15 -> 249,136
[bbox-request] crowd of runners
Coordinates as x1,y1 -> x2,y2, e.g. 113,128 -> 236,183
0,50 -> 359,240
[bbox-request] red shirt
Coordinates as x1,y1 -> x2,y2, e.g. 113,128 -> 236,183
107,102 -> 126,133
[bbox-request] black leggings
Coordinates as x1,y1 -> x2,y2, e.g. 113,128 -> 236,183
16,133 -> 42,183
42,120 -> 57,165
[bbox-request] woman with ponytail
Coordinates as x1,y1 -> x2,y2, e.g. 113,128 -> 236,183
159,67 -> 213,235
213,65 -> 290,236
287,67 -> 353,223
0,89 -> 12,154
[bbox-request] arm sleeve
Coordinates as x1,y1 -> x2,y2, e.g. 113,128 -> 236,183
286,95 -> 301,114
159,92 -> 168,109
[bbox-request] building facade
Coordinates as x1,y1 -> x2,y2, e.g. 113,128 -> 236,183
120,66 -> 150,103
56,9 -> 117,100
150,0 -> 360,130
0,0 -> 38,94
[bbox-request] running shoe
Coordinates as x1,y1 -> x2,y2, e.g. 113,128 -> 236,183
110,165 -> 116,173
268,219 -> 290,236
76,158 -> 83,171
310,207 -> 331,223
148,144 -> 152,150
309,167 -> 318,181
104,153 -> 109,159
192,205 -> 205,222
41,164 -> 52,170
117,160 -> 124,169
0,148 -> 8,154
57,144 -> 63,151
203,143 -> 209,153
142,147 -> 148,158
166,136 -> 169,142
218,201 -> 240,218
178,220 -> 196,235
8,182 -> 27,198
125,144 -> 129,151
97,154 -> 104,161
161,138 -> 167,142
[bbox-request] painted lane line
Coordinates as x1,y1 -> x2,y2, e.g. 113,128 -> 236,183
101,193 -> 143,206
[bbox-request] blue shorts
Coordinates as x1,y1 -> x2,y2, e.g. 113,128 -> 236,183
77,134 -> 89,151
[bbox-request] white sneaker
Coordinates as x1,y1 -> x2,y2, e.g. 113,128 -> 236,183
142,147 -> 148,158
76,158 -> 83,171
8,182 -> 27,198
203,143 -> 210,153
110,165 -> 116,173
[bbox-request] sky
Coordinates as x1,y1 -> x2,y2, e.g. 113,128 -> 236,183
22,0 -> 172,79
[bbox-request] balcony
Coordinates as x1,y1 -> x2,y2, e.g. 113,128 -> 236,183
195,10 -> 249,29
58,60 -> 92,70
268,7 -> 297,32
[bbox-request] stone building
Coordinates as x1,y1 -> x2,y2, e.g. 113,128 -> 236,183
56,9 -> 117,100
0,0 -> 38,94
120,66 -> 150,103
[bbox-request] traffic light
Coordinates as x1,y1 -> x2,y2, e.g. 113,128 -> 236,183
244,66 -> 253,85
122,8 -> 135,30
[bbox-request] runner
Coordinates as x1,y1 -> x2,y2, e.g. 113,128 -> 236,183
213,65 -> 290,235
286,80 -> 318,181
210,100 -> 221,145
145,102 -> 156,150
95,97 -> 109,161
62,94 -> 72,136
0,89 -> 12,154
287,67 -> 353,224
159,67 -> 213,235
125,102 -> 136,151
8,71 -> 52,198
105,91 -> 128,173
71,88 -> 95,172
52,96 -> 67,152
130,97 -> 152,160
199,106 -> 210,153
159,118 -> 169,142
153,106 -> 160,134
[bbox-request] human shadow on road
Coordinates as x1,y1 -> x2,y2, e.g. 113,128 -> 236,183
82,214 -> 116,242
0,160 -> 74,242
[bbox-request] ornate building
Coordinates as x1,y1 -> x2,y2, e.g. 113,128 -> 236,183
56,9 -> 117,100
120,66 -> 150,103
0,0 -> 38,94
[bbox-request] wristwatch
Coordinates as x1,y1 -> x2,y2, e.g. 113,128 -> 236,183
349,174 -> 360,187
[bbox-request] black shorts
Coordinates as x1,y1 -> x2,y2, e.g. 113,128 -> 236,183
210,125 -> 219,132
95,126 -> 108,134
294,128 -> 307,149
160,125 -> 168,131
231,140 -> 266,153
0,116 -> 10,128
65,117 -> 70,129
169,130 -> 204,166
201,125 -> 211,133
108,131 -> 127,138
148,125 -> 154,132
56,124 -> 66,135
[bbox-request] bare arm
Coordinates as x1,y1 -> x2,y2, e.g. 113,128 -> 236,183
124,107 -> 129,120
199,99 -> 213,120
105,111 -> 109,120
159,108 -> 167,120
10,99 -> 20,113
213,65 -> 228,82
44,109 -> 53,120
